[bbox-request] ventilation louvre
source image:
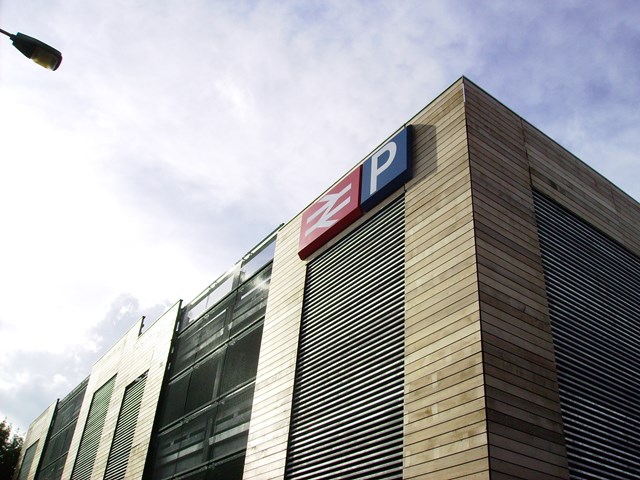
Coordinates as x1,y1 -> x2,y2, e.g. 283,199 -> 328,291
285,196 -> 405,480
71,376 -> 116,480
17,440 -> 39,480
534,191 -> 640,479
104,372 -> 148,480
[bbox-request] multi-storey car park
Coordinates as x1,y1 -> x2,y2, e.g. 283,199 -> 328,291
14,78 -> 640,480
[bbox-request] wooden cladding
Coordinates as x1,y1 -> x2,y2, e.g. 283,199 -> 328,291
464,79 -> 571,480
404,78 -> 489,480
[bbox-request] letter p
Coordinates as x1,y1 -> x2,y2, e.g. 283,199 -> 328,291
360,127 -> 411,212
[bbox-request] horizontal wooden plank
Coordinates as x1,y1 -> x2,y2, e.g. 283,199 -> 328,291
490,445 -> 569,479
406,179 -> 473,237
485,397 -> 563,435
489,422 -> 567,457
405,433 -> 487,467
489,433 -> 567,468
406,328 -> 481,379
410,80 -> 465,128
409,140 -> 470,193
405,406 -> 486,445
407,245 -> 475,293
406,282 -> 479,331
406,355 -> 484,404
406,218 -> 475,270
405,293 -> 478,345
407,374 -> 485,419
404,447 -> 489,479
481,312 -> 555,359
485,384 -> 563,424
476,260 -> 549,310
406,339 -> 482,385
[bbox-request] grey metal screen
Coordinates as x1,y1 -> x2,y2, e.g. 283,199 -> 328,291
285,196 -> 405,480
534,191 -> 640,479
147,233 -> 276,480
70,376 -> 116,480
16,440 -> 39,480
103,372 -> 148,480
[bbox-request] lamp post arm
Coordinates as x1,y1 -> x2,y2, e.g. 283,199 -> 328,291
1,27 -> 62,70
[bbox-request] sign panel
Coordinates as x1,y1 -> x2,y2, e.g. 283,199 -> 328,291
298,167 -> 362,259
360,127 -> 411,211
297,126 -> 411,259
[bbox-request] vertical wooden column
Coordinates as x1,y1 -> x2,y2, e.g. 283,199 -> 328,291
243,219 -> 307,480
404,79 -> 490,479
463,78 -> 571,479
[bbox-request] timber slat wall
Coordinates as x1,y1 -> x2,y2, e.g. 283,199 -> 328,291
404,79 -> 489,479
243,219 -> 307,479
464,79 -> 571,480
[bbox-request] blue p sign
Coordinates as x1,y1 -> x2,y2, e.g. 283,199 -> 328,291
360,127 -> 411,211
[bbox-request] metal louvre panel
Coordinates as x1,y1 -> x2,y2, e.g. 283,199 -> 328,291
17,440 -> 39,480
286,196 -> 405,480
104,373 -> 148,480
71,376 -> 117,480
533,191 -> 640,479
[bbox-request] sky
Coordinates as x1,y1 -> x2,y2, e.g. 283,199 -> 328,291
1,0 -> 639,434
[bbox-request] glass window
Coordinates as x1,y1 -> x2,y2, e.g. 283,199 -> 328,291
230,267 -> 271,336
160,373 -> 190,427
179,469 -> 208,480
172,327 -> 200,374
184,352 -> 223,416
194,305 -> 229,361
150,229 -> 275,480
220,325 -> 263,396
37,458 -> 66,480
240,237 -> 276,281
183,275 -> 234,330
202,276 -> 234,310
182,300 -> 207,331
16,440 -> 38,480
174,301 -> 230,375
153,408 -> 217,480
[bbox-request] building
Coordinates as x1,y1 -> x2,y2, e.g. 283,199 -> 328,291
14,77 -> 640,480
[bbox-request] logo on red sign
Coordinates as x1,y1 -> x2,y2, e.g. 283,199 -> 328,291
298,168 -> 362,260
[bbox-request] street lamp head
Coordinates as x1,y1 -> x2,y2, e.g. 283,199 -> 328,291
1,28 -> 62,71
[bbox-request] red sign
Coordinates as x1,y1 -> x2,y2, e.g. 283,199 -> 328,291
298,168 -> 362,259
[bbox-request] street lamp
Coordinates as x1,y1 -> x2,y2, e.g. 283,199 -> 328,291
0,28 -> 62,70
